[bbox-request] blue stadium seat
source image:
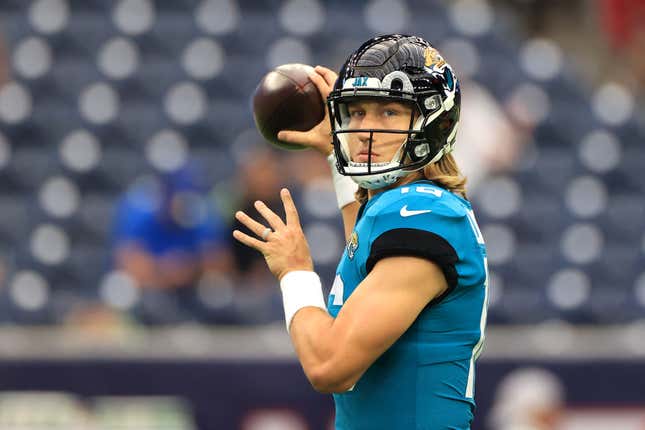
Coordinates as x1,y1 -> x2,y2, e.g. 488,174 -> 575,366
146,13 -> 198,57
495,284 -> 554,324
94,146 -> 145,192
588,283 -> 635,324
130,56 -> 184,100
617,146 -> 645,192
77,193 -> 116,243
8,147 -> 60,191
115,102 -> 164,146
513,190 -> 567,240
229,10 -> 283,55
57,12 -> 114,57
597,194 -> 645,242
207,99 -> 254,143
48,57 -> 102,101
532,147 -> 578,192
0,196 -> 30,246
510,243 -> 560,288
215,54 -> 266,99
541,98 -> 594,143
66,243 -> 110,287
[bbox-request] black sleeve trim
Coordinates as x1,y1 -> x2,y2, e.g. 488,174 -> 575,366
366,228 -> 459,305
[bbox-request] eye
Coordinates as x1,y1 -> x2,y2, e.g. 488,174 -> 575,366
383,108 -> 400,117
349,109 -> 364,118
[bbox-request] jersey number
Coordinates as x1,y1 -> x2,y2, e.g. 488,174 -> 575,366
464,208 -> 488,398
401,186 -> 443,197
330,274 -> 344,306
466,209 -> 484,245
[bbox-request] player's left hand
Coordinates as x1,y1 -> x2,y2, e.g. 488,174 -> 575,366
233,188 -> 314,281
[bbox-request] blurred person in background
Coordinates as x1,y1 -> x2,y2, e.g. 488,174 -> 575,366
228,148 -> 288,323
453,79 -> 525,191
230,148 -> 285,289
488,367 -> 566,430
112,161 -> 233,324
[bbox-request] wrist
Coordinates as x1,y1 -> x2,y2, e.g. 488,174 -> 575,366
278,258 -> 314,281
280,271 -> 327,333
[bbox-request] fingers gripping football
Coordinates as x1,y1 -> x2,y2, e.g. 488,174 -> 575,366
233,189 -> 314,280
278,66 -> 338,156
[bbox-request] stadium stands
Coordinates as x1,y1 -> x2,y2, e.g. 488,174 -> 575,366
0,0 -> 643,326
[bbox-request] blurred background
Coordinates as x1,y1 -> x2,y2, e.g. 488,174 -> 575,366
0,0 -> 642,429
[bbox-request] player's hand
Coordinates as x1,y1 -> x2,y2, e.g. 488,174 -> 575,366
233,188 -> 314,281
277,65 -> 338,156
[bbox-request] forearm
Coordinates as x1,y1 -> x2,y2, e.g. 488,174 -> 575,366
279,271 -> 356,393
290,308 -> 359,393
289,308 -> 338,389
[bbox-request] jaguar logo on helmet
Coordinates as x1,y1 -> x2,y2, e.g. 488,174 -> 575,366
424,47 -> 446,69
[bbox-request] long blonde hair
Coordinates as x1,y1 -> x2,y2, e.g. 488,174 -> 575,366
354,153 -> 467,204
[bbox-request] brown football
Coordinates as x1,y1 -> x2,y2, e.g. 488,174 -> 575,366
252,63 -> 325,150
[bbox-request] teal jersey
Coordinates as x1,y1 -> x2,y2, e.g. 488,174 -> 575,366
328,181 -> 488,430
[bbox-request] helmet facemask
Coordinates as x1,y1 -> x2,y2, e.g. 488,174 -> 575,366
328,73 -> 458,190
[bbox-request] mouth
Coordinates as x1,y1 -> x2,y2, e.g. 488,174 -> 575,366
356,151 -> 379,162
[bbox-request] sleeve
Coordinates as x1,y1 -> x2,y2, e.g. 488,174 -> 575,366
364,199 -> 464,299
365,228 -> 459,290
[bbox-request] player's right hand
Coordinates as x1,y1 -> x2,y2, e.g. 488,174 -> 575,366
277,65 -> 338,156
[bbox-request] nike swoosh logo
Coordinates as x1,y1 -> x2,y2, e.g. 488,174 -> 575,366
400,205 -> 432,217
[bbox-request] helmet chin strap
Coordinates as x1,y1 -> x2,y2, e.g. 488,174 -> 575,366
350,169 -> 407,190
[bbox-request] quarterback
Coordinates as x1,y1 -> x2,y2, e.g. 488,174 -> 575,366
234,34 -> 489,429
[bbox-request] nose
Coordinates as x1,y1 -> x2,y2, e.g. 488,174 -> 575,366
356,130 -> 371,146
355,113 -> 379,144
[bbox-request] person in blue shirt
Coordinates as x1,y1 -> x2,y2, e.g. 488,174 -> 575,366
112,161 -> 232,323
234,34 -> 488,429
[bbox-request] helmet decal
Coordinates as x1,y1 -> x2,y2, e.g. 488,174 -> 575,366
424,47 -> 446,69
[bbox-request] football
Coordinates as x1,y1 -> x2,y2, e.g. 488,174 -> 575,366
252,63 -> 325,150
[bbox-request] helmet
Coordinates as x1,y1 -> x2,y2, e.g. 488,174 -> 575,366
328,34 -> 461,189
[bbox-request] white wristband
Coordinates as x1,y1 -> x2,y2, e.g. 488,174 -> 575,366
327,153 -> 359,209
280,271 -> 327,333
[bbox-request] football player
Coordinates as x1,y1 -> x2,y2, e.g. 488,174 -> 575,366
234,34 -> 488,429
